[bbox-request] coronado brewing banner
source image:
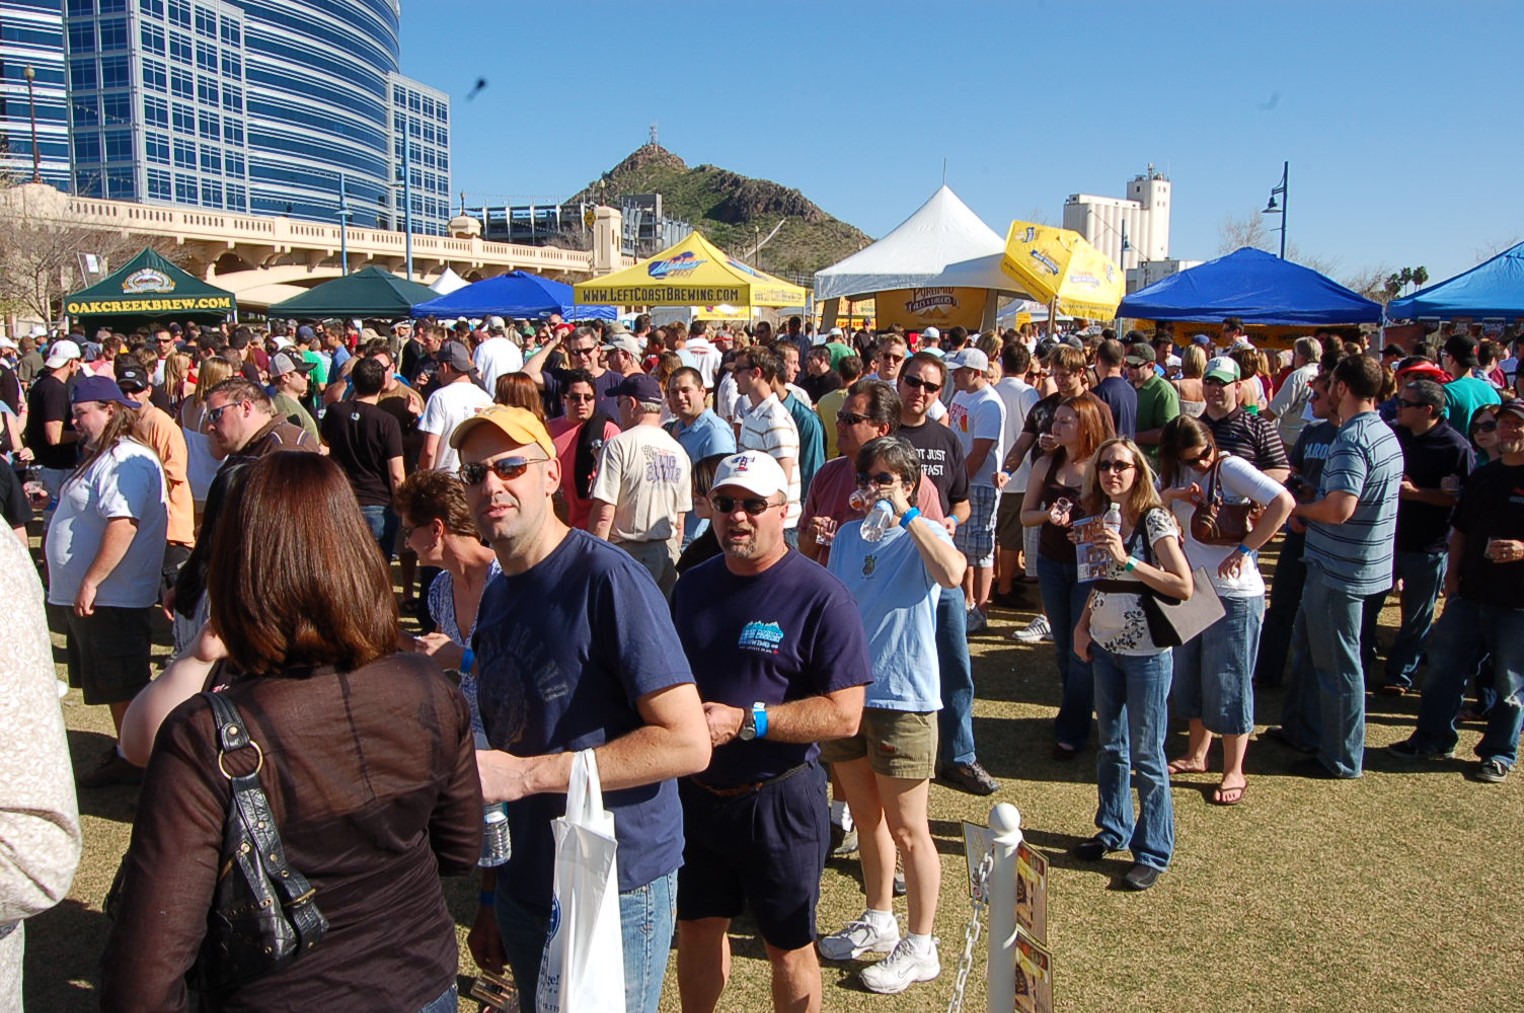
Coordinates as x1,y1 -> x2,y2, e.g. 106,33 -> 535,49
874,287 -> 988,331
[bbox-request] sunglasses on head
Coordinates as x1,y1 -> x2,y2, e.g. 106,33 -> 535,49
902,374 -> 941,393
1095,460 -> 1136,474
458,455 -> 547,486
856,471 -> 897,487
710,494 -> 775,515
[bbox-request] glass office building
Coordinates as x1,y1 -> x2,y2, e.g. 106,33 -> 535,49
0,0 -> 72,187
54,0 -> 448,231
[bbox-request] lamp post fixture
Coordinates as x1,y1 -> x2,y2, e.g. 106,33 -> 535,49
1262,160 -> 1288,259
23,65 -> 41,183
338,172 -> 352,276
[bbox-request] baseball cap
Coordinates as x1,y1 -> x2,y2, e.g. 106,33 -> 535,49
296,325 -> 316,342
920,326 -> 939,340
1062,335 -> 1085,350
1124,342 -> 1155,367
44,338 -> 82,369
114,361 -> 150,392
1034,337 -> 1058,360
1191,333 -> 1213,347
71,375 -> 135,408
271,350 -> 316,377
448,404 -> 555,456
1204,356 -> 1241,384
271,336 -> 295,351
829,326 -> 845,338
1395,362 -> 1450,385
601,334 -> 642,357
82,341 -> 103,361
1381,344 -> 1405,357
0,336 -> 17,350
710,450 -> 788,499
945,348 -> 990,372
1496,398 -> 1524,422
486,315 -> 506,331
439,340 -> 476,372
613,372 -> 663,403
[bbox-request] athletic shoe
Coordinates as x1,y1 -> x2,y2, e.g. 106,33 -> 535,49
829,825 -> 859,857
965,608 -> 988,634
893,863 -> 906,897
1475,759 -> 1509,784
1010,615 -> 1051,643
1122,863 -> 1163,891
860,937 -> 940,994
818,915 -> 900,962
1388,738 -> 1456,761
1071,835 -> 1118,862
937,761 -> 999,796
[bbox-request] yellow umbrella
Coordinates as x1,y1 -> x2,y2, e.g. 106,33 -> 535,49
1000,220 -> 1125,319
574,231 -> 806,308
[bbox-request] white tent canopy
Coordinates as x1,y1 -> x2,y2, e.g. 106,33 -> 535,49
429,267 -> 470,295
813,185 -> 1028,299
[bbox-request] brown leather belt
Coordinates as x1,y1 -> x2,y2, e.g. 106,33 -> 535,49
688,762 -> 810,798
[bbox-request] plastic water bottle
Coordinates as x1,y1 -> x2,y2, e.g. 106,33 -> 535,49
859,499 -> 897,543
475,731 -> 511,867
1103,502 -> 1122,538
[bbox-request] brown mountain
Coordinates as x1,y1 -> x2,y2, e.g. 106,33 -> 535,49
567,144 -> 871,279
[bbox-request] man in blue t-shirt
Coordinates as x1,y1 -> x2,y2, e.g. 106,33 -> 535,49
452,404 -> 711,1013
1285,355 -> 1403,779
666,365 -> 736,545
670,449 -> 872,1013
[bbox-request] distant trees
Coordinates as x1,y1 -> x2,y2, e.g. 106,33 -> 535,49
1383,266 -> 1429,299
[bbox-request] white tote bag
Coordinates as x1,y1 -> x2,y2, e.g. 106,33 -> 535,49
536,749 -> 625,1013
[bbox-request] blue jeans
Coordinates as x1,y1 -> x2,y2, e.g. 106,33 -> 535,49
1293,562 -> 1369,777
359,503 -> 398,556
494,868 -> 678,1013
1036,555 -> 1092,748
1092,646 -> 1174,871
1382,550 -> 1447,689
1172,594 -> 1263,736
935,585 -> 977,766
1411,597 -> 1524,768
1255,530 -> 1306,686
418,984 -> 457,1012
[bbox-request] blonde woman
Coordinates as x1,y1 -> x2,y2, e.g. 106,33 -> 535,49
1174,345 -> 1207,417
179,354 -> 234,516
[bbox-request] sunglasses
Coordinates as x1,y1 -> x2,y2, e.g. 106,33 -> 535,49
1095,460 -> 1136,474
856,471 -> 897,487
1474,420 -> 1498,433
836,410 -> 870,426
1180,450 -> 1213,467
710,494 -> 775,515
567,346 -> 597,357
1397,398 -> 1430,410
901,375 -> 942,393
458,455 -> 549,485
564,392 -> 595,402
205,400 -> 246,424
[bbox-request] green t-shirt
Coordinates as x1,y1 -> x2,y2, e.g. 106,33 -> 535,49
301,349 -> 330,386
1135,374 -> 1180,457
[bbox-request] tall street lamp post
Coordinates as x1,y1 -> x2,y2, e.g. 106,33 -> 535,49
24,65 -> 41,183
1262,161 -> 1288,259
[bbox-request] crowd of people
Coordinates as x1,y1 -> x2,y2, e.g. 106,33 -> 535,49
0,308 -> 1520,1011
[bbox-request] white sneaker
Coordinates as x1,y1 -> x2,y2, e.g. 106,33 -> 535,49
818,915 -> 900,961
965,608 -> 988,633
860,937 -> 940,994
1011,614 -> 1052,643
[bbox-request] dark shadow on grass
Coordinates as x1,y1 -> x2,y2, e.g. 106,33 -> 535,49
24,897 -> 107,1008
66,729 -> 139,824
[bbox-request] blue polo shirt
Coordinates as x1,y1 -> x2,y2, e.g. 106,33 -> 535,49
1305,411 -> 1403,596
671,409 -> 736,466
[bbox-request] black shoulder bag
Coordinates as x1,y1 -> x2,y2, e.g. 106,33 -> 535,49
195,691 -> 328,992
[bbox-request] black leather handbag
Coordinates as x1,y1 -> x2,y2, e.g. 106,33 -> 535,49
195,691 -> 328,992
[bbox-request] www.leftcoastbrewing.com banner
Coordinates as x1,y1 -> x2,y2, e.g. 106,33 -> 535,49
66,295 -> 236,315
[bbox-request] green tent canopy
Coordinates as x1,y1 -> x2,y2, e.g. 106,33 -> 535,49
64,248 -> 236,327
268,266 -> 438,318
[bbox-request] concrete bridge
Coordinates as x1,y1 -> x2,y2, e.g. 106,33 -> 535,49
1,183 -> 629,312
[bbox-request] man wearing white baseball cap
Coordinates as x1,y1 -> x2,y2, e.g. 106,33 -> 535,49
473,315 -> 524,394
945,348 -> 1006,631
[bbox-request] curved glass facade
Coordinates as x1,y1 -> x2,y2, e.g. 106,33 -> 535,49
51,0 -> 447,232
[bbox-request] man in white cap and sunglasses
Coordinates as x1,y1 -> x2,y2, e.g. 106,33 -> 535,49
453,404 -> 710,1013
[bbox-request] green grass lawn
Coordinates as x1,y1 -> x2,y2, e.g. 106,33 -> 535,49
26,556 -> 1522,1012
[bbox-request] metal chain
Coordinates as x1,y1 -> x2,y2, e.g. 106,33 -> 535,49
946,846 -> 995,1013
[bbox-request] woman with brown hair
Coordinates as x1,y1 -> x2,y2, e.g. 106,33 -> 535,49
1018,393 -> 1114,758
493,371 -> 546,419
101,452 -> 481,1012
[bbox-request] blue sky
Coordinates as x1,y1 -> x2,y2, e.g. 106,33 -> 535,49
402,1 -> 1523,285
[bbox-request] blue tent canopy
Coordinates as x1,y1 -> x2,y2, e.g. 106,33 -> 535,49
414,270 -> 616,321
1387,242 -> 1524,320
1119,247 -> 1381,326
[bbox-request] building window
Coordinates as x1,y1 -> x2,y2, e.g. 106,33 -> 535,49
226,182 -> 246,210
98,18 -> 129,50
169,31 -> 191,63
172,102 -> 193,133
199,146 -> 221,173
168,0 -> 190,27
200,180 -> 222,207
148,168 -> 172,200
139,58 -> 165,92
100,0 -> 128,12
144,94 -> 168,127
145,131 -> 170,164
197,109 -> 219,140
68,20 -> 95,53
140,0 -> 164,16
221,84 -> 241,112
106,169 -> 136,199
171,67 -> 193,99
101,56 -> 129,89
74,95 -> 100,126
104,130 -> 133,162
221,52 -> 241,77
141,22 -> 165,54
70,61 -> 98,91
225,152 -> 244,177
196,42 -> 216,72
222,120 -> 243,145
197,76 -> 219,105
196,9 -> 216,37
74,132 -> 102,163
173,138 -> 194,168
67,0 -> 94,14
103,92 -> 132,125
175,173 -> 195,202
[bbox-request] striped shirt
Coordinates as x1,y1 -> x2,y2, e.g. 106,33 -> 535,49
739,393 -> 801,528
1304,411 -> 1403,595
1203,406 -> 1289,474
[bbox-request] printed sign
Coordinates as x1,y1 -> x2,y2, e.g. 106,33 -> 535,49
962,822 -> 995,900
875,286 -> 988,330
1016,841 -> 1049,943
1014,930 -> 1054,1013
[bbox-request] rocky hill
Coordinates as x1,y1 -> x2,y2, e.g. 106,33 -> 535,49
567,145 -> 871,278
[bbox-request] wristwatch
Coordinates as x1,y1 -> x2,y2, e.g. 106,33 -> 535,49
738,701 -> 768,741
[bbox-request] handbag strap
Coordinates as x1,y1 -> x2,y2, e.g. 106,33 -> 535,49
204,692 -> 326,955
1204,456 -> 1226,506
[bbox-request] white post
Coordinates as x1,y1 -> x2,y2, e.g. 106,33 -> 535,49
986,803 -> 1022,1013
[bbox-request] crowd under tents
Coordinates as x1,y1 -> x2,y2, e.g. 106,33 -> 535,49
63,248 -> 236,332
573,231 -> 806,314
268,266 -> 438,319
1386,241 -> 1524,321
416,270 -> 616,321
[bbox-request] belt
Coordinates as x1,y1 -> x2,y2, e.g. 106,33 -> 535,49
688,761 -> 810,798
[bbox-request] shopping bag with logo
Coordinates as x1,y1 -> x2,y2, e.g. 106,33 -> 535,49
536,748 -> 624,1013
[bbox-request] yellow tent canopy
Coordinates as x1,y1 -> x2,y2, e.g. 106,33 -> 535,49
1000,221 -> 1125,319
574,231 -> 806,309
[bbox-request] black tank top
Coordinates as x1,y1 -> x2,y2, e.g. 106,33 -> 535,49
1038,447 -> 1082,563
